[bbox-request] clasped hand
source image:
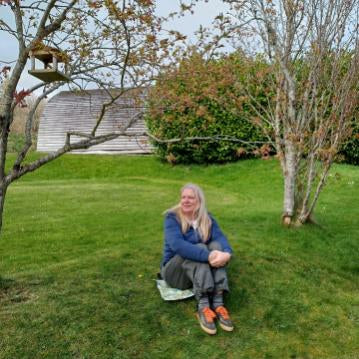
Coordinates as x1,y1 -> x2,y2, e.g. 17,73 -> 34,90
208,250 -> 231,268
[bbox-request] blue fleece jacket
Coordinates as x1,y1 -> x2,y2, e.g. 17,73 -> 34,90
161,212 -> 233,267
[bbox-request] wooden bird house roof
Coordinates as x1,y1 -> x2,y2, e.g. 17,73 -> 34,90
29,45 -> 69,63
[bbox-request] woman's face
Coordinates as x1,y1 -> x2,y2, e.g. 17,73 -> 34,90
180,188 -> 199,218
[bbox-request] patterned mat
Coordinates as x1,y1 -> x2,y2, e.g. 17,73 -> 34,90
156,279 -> 194,301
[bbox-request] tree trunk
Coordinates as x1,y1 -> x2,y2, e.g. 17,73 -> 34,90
0,182 -> 8,235
0,112 -> 10,237
282,139 -> 297,225
297,161 -> 332,225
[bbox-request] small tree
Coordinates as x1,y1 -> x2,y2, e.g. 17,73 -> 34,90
226,0 -> 359,225
0,0 -> 170,234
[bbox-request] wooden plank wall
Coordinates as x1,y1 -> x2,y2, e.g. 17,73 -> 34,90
37,89 -> 153,154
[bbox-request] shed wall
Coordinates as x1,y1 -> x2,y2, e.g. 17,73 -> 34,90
37,90 -> 152,154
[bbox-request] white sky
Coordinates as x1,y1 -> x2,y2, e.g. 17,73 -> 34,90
0,0 -> 230,91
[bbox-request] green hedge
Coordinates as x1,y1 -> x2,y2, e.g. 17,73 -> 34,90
146,52 -> 359,165
339,120 -> 359,165
145,53 -> 269,164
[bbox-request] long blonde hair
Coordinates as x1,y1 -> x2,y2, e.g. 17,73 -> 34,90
166,183 -> 212,242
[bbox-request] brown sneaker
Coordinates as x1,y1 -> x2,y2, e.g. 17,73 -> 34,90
196,307 -> 217,335
214,306 -> 234,331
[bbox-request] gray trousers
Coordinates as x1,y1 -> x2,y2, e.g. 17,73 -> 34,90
161,241 -> 229,299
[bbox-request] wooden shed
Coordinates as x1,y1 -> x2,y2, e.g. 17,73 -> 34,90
37,89 -> 153,154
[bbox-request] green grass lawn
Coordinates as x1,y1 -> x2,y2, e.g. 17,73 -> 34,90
0,154 -> 358,358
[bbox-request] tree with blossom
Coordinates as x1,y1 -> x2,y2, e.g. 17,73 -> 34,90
0,0 -> 175,233
224,0 -> 359,225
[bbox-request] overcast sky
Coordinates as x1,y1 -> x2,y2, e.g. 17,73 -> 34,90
0,1 -> 230,90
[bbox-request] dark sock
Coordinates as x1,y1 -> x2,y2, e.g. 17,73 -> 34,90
198,294 -> 210,310
212,291 -> 224,309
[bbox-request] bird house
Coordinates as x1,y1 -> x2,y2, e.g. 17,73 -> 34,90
28,45 -> 70,83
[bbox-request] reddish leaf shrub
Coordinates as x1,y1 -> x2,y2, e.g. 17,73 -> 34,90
146,52 -> 269,164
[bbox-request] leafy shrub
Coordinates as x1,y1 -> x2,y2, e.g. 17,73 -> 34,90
339,120 -> 359,165
8,133 -> 26,153
145,52 -> 270,164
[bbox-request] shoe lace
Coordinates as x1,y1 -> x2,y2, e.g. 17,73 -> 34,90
202,307 -> 216,323
215,306 -> 230,320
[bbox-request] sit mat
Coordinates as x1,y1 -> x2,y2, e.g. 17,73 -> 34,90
156,279 -> 194,301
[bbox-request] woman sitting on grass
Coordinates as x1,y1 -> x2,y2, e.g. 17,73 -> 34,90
160,183 -> 234,335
